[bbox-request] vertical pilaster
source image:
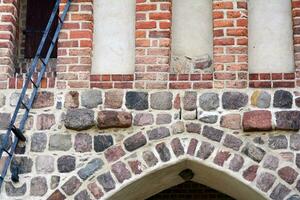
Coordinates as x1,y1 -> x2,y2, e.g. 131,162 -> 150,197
213,0 -> 248,88
293,0 -> 300,87
56,0 -> 93,89
0,0 -> 18,89
135,0 -> 172,89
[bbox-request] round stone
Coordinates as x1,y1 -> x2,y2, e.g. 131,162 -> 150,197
199,92 -> 219,111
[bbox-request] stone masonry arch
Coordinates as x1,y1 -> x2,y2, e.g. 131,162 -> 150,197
46,129 -> 300,200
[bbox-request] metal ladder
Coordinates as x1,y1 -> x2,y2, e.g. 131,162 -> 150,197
0,0 -> 71,190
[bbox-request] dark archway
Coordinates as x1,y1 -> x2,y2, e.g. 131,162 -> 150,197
147,181 -> 234,200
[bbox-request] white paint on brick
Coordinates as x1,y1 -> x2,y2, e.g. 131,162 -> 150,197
248,0 -> 294,73
92,0 -> 135,74
171,0 -> 213,58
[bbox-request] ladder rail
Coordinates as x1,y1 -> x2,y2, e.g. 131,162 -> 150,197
0,0 -> 71,189
0,0 -> 61,155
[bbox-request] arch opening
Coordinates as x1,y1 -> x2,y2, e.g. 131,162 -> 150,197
107,158 -> 266,200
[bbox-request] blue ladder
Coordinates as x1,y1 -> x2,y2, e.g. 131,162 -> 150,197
0,0 -> 72,190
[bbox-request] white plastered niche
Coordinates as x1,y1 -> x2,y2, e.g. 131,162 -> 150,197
92,0 -> 136,74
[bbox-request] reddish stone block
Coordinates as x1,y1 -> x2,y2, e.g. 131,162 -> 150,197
243,110 -> 272,131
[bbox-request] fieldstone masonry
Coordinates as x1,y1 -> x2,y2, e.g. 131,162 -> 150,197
0,0 -> 300,199
0,89 -> 299,199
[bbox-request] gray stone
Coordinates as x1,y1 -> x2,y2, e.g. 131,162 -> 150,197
0,133 -> 11,150
186,123 -> 201,134
251,90 -> 271,108
81,90 -> 102,108
111,161 -> 132,183
5,182 -> 26,196
296,154 -> 300,169
31,132 -> 47,152
270,183 -> 291,200
222,92 -> 248,110
143,150 -> 158,167
156,143 -> 171,162
229,154 -> 244,172
0,113 -> 10,129
263,155 -> 279,170
268,135 -> 288,149
278,166 -> 298,184
133,113 -> 154,126
256,172 -> 276,192
97,172 -> 115,192
75,190 -> 91,200
171,138 -> 184,157
150,92 -> 173,110
62,176 -> 82,196
275,111 -> 300,130
57,155 -> 76,173
199,92 -> 219,111
78,158 -> 104,180
75,133 -> 92,152
288,195 -> 300,200
182,110 -> 197,120
273,90 -> 293,108
94,135 -> 113,152
291,134 -> 300,150
49,134 -> 72,151
0,93 -> 5,108
50,176 -> 60,190
199,115 -> 218,124
10,156 -> 33,174
202,126 -> 224,142
242,143 -> 266,163
30,176 -> 47,196
64,109 -> 94,131
10,92 -> 28,107
223,134 -> 243,151
220,114 -> 241,130
156,113 -> 172,125
36,155 -> 54,173
124,132 -> 147,152
147,127 -> 170,140
97,111 -> 132,129
197,141 -> 214,160
105,90 -> 123,109
183,91 -> 197,111
125,91 -> 148,110
171,121 -> 185,134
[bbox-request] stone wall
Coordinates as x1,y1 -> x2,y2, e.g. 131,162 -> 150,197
0,0 -> 300,200
0,89 -> 299,199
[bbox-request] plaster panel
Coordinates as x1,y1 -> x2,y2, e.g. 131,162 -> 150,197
92,0 -> 135,74
248,0 -> 294,73
171,0 -> 213,58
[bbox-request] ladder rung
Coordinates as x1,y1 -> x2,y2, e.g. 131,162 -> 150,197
11,126 -> 26,142
57,15 -> 63,23
39,58 -> 46,66
30,79 -> 38,88
21,102 -> 29,111
2,148 -> 12,157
